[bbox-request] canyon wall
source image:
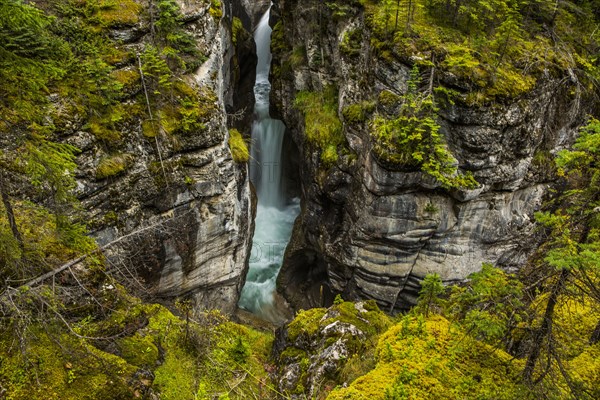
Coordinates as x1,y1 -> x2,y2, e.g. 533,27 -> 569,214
70,0 -> 255,315
271,0 -> 587,312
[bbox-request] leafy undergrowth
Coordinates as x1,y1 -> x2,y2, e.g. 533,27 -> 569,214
522,293 -> 600,398
321,265 -> 600,399
0,288 -> 275,400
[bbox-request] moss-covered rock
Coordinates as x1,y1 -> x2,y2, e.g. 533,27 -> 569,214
274,300 -> 392,399
95,153 -> 134,179
228,128 -> 249,163
294,87 -> 344,166
96,0 -> 142,27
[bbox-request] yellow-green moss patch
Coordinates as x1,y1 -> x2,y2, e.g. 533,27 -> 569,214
294,87 -> 344,166
228,128 -> 249,162
327,315 -> 533,400
111,68 -> 140,89
96,0 -> 142,27
95,153 -> 133,179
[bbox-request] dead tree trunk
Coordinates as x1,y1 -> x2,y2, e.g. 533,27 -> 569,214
0,172 -> 24,253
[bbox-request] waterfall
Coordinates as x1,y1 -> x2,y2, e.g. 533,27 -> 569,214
238,9 -> 300,319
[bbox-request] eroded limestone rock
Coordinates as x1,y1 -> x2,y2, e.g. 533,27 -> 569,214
71,0 -> 253,315
272,0 -> 586,312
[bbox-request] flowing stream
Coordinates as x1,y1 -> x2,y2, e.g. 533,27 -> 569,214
238,9 -> 300,319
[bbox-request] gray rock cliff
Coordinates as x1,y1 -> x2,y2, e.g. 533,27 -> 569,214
69,0 -> 254,315
271,0 -> 587,312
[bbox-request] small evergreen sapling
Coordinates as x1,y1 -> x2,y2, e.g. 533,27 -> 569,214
417,273 -> 444,317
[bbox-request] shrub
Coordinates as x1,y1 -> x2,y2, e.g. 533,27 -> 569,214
371,67 -> 477,189
340,28 -> 363,57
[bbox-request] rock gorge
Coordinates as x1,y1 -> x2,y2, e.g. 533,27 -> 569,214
69,0 -> 265,315
269,0 -> 591,312
58,0 -> 591,316
2,1 -> 599,398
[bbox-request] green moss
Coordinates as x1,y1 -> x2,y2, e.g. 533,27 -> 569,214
287,308 -> 328,341
321,144 -> 339,165
142,119 -> 159,138
378,90 -> 401,107
340,28 -> 363,57
331,301 -> 392,338
342,101 -> 376,124
295,87 -> 344,167
141,85 -> 212,138
280,347 -> 309,363
88,119 -> 121,141
177,102 -> 208,133
157,107 -> 179,135
327,1 -> 355,20
327,315 -> 533,400
0,328 -> 136,400
117,333 -> 159,367
289,45 -> 307,68
103,46 -> 131,66
96,0 -> 142,27
1,202 -> 96,267
184,175 -> 195,186
209,0 -> 222,19
95,153 -> 133,179
442,43 -> 487,86
228,128 -> 249,162
484,66 -> 536,99
277,301 -> 392,398
0,297 -> 277,400
229,336 -> 251,364
111,68 -> 140,90
153,344 -> 197,400
271,21 -> 286,55
86,103 -> 133,142
198,319 -> 276,398
231,17 -> 243,46
103,210 -> 119,225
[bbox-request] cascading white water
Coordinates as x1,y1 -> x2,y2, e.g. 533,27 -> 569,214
238,9 -> 300,319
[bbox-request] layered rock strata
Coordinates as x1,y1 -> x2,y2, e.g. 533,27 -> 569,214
272,0 -> 586,312
71,0 -> 254,315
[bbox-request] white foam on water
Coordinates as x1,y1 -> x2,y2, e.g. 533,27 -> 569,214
238,8 -> 300,318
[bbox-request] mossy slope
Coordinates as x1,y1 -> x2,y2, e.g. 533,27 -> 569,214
0,293 -> 275,400
327,315 -> 532,400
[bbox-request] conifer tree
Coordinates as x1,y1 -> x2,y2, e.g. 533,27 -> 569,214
523,118 -> 600,395
417,273 -> 444,316
0,0 -> 89,275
